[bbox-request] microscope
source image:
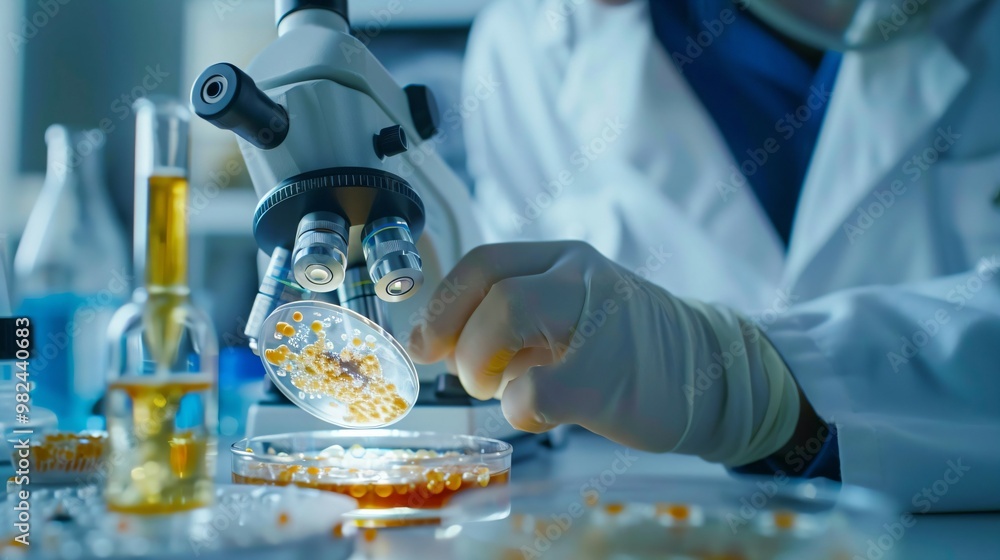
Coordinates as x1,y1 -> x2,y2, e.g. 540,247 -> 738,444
191,0 -> 550,444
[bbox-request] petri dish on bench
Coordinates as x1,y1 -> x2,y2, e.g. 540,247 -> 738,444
232,430 -> 513,527
258,301 -> 419,428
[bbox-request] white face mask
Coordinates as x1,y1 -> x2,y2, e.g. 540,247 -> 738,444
740,0 -> 938,51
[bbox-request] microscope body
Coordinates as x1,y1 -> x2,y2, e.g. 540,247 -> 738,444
192,3 -> 481,364
191,1 -> 569,445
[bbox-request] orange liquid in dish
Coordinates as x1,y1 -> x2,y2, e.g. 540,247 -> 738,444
233,468 -> 510,510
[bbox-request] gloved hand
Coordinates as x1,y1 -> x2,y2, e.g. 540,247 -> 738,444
407,241 -> 800,466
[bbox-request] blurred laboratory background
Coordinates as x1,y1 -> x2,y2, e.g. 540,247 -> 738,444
0,0 -> 489,435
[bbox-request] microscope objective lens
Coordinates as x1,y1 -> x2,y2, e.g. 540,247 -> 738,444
305,264 -> 333,284
387,278 -> 413,296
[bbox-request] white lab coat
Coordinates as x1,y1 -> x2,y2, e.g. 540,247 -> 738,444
462,0 -> 1000,511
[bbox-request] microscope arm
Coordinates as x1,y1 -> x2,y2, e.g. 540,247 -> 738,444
193,4 -> 482,362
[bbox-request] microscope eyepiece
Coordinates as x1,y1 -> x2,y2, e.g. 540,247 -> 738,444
191,62 -> 289,150
362,217 -> 424,302
291,212 -> 349,293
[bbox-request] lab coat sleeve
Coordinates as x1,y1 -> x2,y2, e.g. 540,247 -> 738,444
765,260 -> 1000,513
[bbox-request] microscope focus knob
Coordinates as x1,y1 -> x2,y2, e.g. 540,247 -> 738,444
404,84 -> 439,140
374,125 -> 408,159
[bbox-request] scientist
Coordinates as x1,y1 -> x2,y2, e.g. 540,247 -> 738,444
407,0 -> 1000,512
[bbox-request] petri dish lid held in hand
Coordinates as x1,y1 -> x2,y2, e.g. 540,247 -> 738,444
259,300 -> 419,428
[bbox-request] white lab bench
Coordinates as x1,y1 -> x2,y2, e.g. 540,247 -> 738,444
216,428 -> 1000,559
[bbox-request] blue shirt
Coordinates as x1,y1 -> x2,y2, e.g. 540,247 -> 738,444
650,0 -> 842,479
648,0 -> 842,245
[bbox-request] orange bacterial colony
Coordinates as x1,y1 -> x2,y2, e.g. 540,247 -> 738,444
21,432 -> 108,477
262,315 -> 411,425
233,446 -> 509,511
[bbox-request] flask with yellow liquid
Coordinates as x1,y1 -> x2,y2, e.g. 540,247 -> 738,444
105,97 -> 218,514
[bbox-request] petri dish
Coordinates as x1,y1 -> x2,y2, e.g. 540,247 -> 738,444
231,430 -> 513,527
441,476 -> 900,560
0,484 -> 355,560
0,405 -> 58,468
5,431 -> 107,487
258,301 -> 419,428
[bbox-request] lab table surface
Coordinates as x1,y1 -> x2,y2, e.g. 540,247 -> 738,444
217,429 -> 999,559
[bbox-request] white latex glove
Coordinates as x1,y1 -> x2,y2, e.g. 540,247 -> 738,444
407,242 -> 801,466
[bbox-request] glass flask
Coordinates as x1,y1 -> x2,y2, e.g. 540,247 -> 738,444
105,97 -> 218,514
13,125 -> 129,431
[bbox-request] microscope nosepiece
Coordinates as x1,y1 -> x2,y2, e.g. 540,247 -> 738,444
363,217 -> 423,302
292,212 -> 349,293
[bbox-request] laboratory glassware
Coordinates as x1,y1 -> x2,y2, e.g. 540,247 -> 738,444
104,97 -> 218,514
232,430 -> 512,527
1,244 -> 58,468
0,484 -> 355,559
446,476 -> 900,560
13,125 -> 129,431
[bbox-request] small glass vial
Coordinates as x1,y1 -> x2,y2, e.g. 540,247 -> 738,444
105,97 -> 218,514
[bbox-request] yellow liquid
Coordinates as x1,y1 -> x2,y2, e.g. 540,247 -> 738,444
105,375 -> 215,514
143,175 -> 189,370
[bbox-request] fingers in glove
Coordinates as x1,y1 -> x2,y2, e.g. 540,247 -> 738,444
454,275 -> 574,399
406,242 -> 582,363
491,347 -> 554,399
500,363 -> 579,433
